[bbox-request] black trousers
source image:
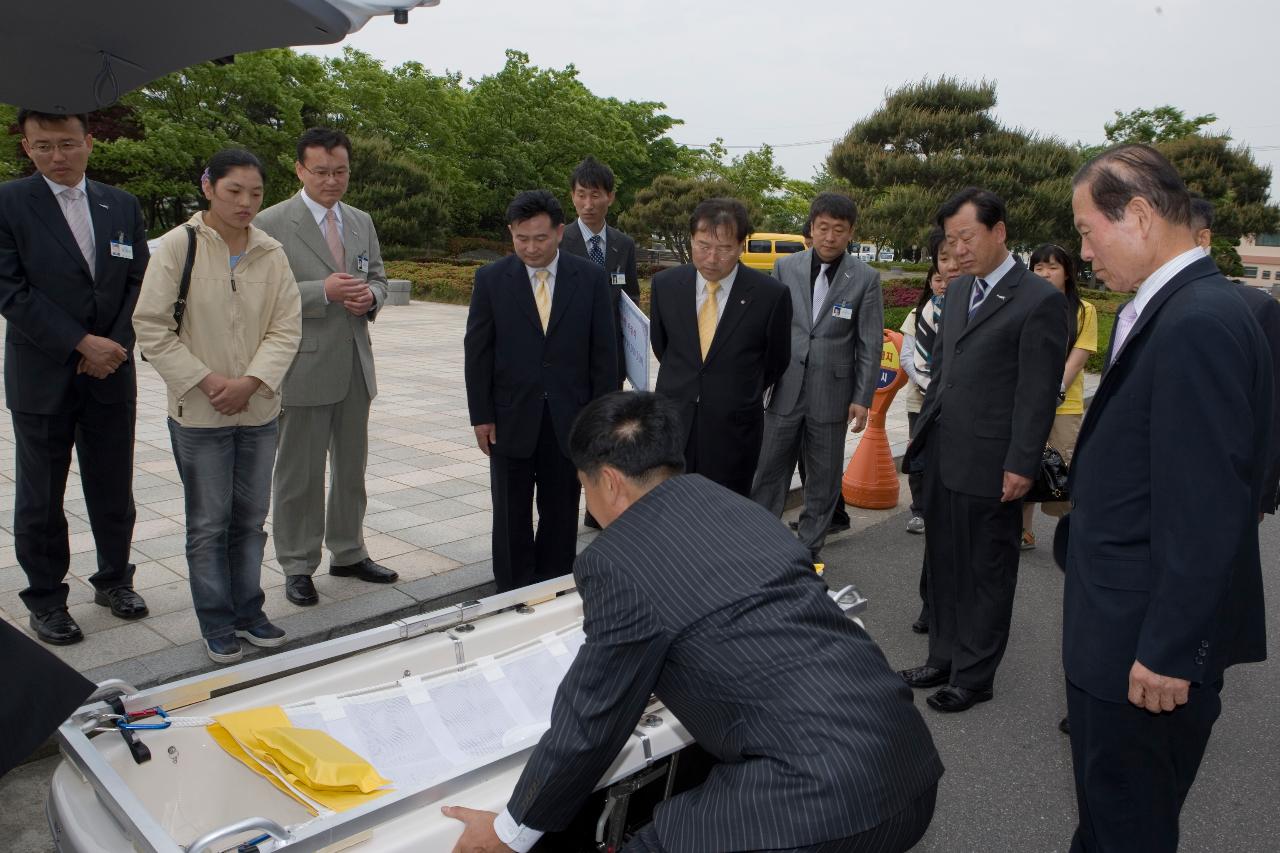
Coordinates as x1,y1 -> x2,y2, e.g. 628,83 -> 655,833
906,411 -> 923,515
623,783 -> 937,853
684,409 -> 757,497
922,452 -> 1021,690
13,396 -> 136,614
489,404 -> 580,592
1066,678 -> 1222,853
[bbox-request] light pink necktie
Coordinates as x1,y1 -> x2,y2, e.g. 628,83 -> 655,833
60,187 -> 95,277
324,207 -> 345,271
1110,301 -> 1138,365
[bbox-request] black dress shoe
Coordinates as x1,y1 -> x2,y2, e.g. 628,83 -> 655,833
899,665 -> 950,688
94,586 -> 149,620
911,614 -> 930,634
329,557 -> 398,584
285,575 -> 319,606
926,685 -> 994,713
828,514 -> 851,533
30,609 -> 84,645
1058,715 -> 1071,735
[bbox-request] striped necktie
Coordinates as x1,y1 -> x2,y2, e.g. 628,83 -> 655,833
59,187 -> 95,276
967,278 -> 990,320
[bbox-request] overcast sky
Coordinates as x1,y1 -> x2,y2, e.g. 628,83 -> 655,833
308,0 -> 1280,199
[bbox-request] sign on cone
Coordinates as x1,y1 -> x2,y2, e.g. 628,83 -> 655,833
843,330 -> 907,509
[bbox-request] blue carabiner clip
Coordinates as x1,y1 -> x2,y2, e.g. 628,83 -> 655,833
118,707 -> 171,731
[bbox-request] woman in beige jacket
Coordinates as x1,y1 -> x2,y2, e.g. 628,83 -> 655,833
134,149 -> 301,664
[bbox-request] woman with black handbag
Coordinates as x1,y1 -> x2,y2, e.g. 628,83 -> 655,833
1020,244 -> 1097,550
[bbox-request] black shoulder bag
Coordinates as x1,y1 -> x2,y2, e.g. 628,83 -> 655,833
140,225 -> 197,363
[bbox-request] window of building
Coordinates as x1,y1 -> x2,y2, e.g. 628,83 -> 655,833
1256,234 -> 1280,247
1265,271 -> 1273,280
1243,266 -> 1260,277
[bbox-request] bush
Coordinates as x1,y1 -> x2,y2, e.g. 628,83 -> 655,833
446,236 -> 510,256
383,259 -> 482,304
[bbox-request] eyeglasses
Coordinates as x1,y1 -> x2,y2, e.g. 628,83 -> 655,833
691,241 -> 740,258
301,164 -> 350,181
26,140 -> 86,156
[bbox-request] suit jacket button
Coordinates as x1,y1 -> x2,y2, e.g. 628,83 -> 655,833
542,361 -> 550,368
809,334 -> 815,340
542,392 -> 549,399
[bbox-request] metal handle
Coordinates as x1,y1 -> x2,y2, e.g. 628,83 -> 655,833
186,817 -> 290,853
86,678 -> 139,704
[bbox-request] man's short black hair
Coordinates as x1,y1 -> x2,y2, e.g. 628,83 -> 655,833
689,198 -> 752,243
569,391 -> 686,482
1190,197 -> 1215,233
296,126 -> 352,163
17,109 -> 89,136
571,156 -> 615,194
507,189 -> 565,227
1073,143 -> 1191,227
808,192 -> 858,227
936,186 -> 1006,230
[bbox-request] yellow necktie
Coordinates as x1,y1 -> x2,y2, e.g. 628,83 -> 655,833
698,280 -> 721,360
534,269 -> 551,332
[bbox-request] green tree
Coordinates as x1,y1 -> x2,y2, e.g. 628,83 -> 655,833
457,50 -> 679,233
827,78 -> 1081,256
1104,105 -> 1217,144
89,49 -> 334,232
619,174 -> 740,263
342,134 -> 449,255
1157,133 -> 1279,242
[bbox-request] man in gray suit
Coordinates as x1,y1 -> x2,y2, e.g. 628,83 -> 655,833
753,193 -> 883,559
255,127 -> 395,607
446,391 -> 942,853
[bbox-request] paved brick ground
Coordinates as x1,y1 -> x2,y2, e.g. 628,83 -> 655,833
0,299 -> 1098,684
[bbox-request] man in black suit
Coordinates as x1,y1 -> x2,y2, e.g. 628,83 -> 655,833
650,198 -> 791,495
560,156 -> 640,531
900,187 -> 1067,713
1059,145 -> 1271,852
0,110 -> 150,645
1190,196 -> 1280,516
464,190 -> 617,592
445,391 -> 943,853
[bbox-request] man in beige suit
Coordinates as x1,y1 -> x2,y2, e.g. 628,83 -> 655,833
255,127 -> 394,606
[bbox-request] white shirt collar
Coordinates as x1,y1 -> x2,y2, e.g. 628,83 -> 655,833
525,252 -> 560,282
300,190 -> 341,228
979,251 -> 1017,288
1132,247 -> 1206,318
577,218 -> 606,245
697,264 -> 739,294
44,174 -> 88,198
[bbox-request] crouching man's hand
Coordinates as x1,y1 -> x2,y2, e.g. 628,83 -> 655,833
442,806 -> 512,853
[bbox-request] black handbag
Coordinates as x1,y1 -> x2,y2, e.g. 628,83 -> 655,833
1026,444 -> 1070,503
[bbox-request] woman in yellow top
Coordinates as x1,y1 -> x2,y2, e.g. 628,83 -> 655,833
134,149 -> 302,663
1021,243 -> 1097,549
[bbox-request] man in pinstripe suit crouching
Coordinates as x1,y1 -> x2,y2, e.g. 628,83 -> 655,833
445,391 -> 942,852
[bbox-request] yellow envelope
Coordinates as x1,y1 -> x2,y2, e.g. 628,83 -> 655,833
210,706 -> 390,814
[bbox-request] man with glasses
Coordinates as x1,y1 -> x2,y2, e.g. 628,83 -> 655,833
256,127 -> 393,607
0,110 -> 150,645
650,198 -> 791,495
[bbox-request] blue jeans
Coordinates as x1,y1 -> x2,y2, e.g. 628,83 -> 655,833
168,418 -> 277,640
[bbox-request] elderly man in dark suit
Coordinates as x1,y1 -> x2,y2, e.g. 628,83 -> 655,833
0,109 -> 150,646
753,192 -> 883,559
445,391 -> 943,853
1059,145 -> 1272,853
464,190 -> 617,592
900,187 -> 1067,713
650,198 -> 791,496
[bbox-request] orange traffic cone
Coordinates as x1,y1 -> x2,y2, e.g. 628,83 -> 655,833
843,330 -> 908,509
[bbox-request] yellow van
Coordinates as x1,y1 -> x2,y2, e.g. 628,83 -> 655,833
740,232 -> 807,271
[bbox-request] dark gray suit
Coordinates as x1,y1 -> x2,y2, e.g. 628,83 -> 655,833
753,250 -> 883,555
561,219 -> 639,389
904,257 -> 1067,691
506,474 -> 943,850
